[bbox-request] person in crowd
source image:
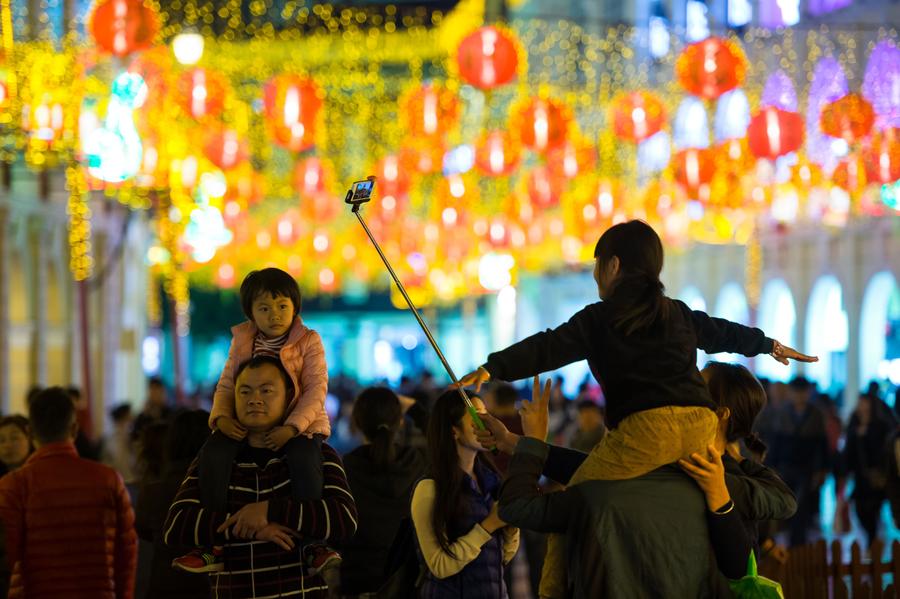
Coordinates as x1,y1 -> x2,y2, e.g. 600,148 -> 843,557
490,376 -> 751,597
338,387 -> 427,596
485,382 -> 523,475
181,267 -> 334,574
0,416 -> 32,476
67,385 -> 101,459
102,403 -> 136,484
840,393 -> 893,548
163,355 -> 357,598
459,220 -> 815,597
755,381 -> 788,448
410,390 -> 519,598
547,377 -> 572,444
136,420 -> 169,488
135,409 -> 211,599
568,400 -> 606,453
133,377 -> 172,443
0,387 -> 137,598
769,377 -> 829,547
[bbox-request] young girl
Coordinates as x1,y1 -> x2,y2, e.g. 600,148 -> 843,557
411,390 -> 519,598
460,220 -> 815,597
173,267 -> 334,574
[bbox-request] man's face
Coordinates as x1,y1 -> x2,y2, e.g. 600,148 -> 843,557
235,363 -> 288,432
251,293 -> 295,339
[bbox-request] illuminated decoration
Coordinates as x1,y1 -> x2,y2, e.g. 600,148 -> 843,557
263,75 -> 323,153
758,0 -> 800,27
527,165 -> 566,209
177,68 -> 227,121
66,164 -> 93,280
478,252 -> 515,291
513,97 -> 571,152
401,142 -> 445,175
456,26 -> 520,90
761,70 -> 798,111
685,1 -> 710,43
374,154 -> 411,214
833,155 -> 867,192
294,156 -> 339,222
84,72 -> 146,183
89,0 -> 159,57
864,128 -> 900,185
673,96 -> 710,149
184,205 -> 232,263
648,17 -> 670,59
673,148 -> 716,196
882,180 -> 900,211
676,37 -> 748,101
546,137 -> 596,179
637,131 -> 672,177
807,57 -> 849,167
400,83 -> 459,139
204,129 -> 246,171
808,0 -> 852,16
172,32 -> 203,66
862,40 -> 900,128
442,144 -> 475,175
728,0 -> 753,26
475,130 -> 520,176
820,93 -> 875,142
747,106 -> 804,160
714,89 -> 751,142
610,91 -> 666,143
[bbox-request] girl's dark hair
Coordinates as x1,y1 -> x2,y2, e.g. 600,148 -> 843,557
703,362 -> 769,458
353,387 -> 402,469
594,220 -> 669,336
427,390 -> 497,557
164,410 -> 211,465
239,268 -> 302,320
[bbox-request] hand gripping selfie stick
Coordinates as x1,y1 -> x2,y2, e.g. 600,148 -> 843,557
345,177 -> 492,441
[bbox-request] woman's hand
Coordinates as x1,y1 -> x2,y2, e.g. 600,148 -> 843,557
678,445 -> 731,512
519,376 -> 551,441
216,416 -> 248,441
770,340 -> 818,366
472,411 -> 520,454
254,523 -> 297,551
458,366 -> 491,392
725,442 -> 744,463
217,501 -> 270,538
481,501 -> 506,534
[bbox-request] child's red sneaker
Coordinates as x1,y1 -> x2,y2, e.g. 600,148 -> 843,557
171,547 -> 225,573
303,544 -> 342,575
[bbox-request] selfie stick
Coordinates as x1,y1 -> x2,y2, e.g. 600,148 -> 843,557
347,180 -> 491,438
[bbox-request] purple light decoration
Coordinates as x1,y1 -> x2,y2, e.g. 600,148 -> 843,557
761,70 -> 798,111
806,57 -> 848,168
863,40 -> 900,128
808,0 -> 852,16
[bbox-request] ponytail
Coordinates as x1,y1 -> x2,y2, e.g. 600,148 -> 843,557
352,387 -> 402,470
370,423 -> 397,469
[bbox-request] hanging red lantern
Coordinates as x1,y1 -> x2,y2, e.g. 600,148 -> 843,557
400,83 -> 460,139
527,165 -> 567,209
456,26 -> 520,90
294,156 -> 339,222
546,137 -> 597,179
177,68 -> 227,120
513,97 -> 571,152
401,141 -> 445,175
673,148 -> 716,193
373,154 -> 411,219
89,0 -> 159,57
864,128 -> 900,184
609,91 -> 667,143
747,106 -> 805,160
204,129 -> 247,171
820,93 -> 875,142
676,37 -> 748,100
263,75 -> 323,152
833,155 -> 868,191
475,130 -> 521,176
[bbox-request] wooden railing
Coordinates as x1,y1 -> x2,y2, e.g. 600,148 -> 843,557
777,540 -> 900,598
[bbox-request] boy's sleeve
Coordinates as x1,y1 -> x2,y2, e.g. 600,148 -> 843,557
210,337 -> 239,429
484,305 -> 596,382
285,331 -> 330,437
689,308 -> 774,357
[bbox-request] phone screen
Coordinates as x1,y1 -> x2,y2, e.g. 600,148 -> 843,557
352,180 -> 373,200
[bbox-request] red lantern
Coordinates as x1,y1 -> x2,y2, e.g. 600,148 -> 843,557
374,154 -> 411,218
89,0 -> 159,57
456,26 -> 520,90
864,128 -> 900,184
820,93 -> 875,142
546,138 -> 597,179
401,142 -> 445,175
833,156 -> 867,191
673,148 -> 716,193
204,129 -> 247,171
400,83 -> 460,139
177,68 -> 227,120
513,97 -> 571,152
263,75 -> 323,152
294,157 -> 339,222
676,37 -> 748,100
609,91 -> 666,143
475,130 -> 521,176
747,107 -> 805,160
527,166 -> 567,209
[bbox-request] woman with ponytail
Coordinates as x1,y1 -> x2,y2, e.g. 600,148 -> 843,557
460,220 -> 816,598
339,387 -> 427,596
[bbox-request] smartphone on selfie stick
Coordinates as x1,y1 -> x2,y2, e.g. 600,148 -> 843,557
346,177 -> 492,441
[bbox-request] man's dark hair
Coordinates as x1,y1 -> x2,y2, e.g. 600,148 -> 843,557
66,386 -> 81,400
29,387 -> 76,444
239,268 -> 302,320
110,404 -> 132,423
25,386 -> 43,406
788,376 -> 813,391
492,383 -> 519,409
234,355 -> 295,399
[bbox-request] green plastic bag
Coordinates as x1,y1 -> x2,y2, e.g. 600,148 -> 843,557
728,552 -> 785,599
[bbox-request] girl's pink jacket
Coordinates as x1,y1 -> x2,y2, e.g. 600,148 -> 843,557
209,318 -> 331,437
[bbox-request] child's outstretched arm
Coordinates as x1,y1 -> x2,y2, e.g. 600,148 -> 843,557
689,307 -> 817,364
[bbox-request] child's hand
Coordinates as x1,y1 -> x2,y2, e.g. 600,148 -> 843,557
458,366 -> 491,392
678,445 -> 731,511
264,426 -> 297,451
770,340 -> 818,365
217,500 -> 269,538
217,416 -> 248,441
254,523 -> 297,551
519,376 -> 551,441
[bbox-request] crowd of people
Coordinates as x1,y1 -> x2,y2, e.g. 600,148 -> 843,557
0,220 -> 897,598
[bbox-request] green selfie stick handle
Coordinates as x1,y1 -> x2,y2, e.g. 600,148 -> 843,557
350,184 -> 496,452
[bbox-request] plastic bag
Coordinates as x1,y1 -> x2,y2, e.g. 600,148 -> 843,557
729,552 -> 785,599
